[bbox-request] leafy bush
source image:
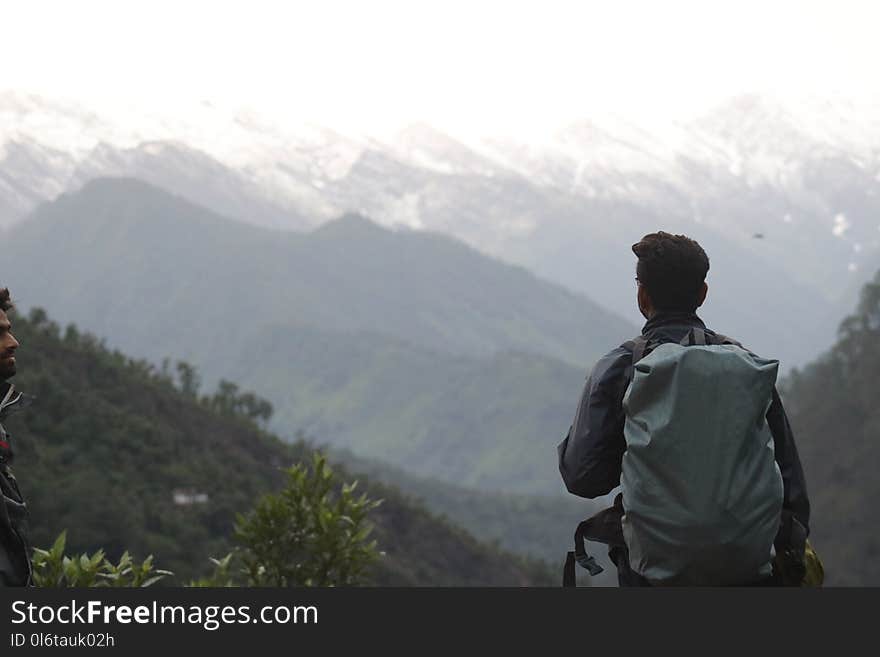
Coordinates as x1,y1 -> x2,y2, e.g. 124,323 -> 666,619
187,554 -> 237,587
234,452 -> 382,586
34,451 -> 382,588
32,531 -> 172,587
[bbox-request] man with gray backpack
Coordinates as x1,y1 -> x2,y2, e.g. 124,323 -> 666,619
558,232 -> 811,586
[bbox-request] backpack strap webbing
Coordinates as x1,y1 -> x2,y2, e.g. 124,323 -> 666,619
623,328 -> 744,380
621,335 -> 650,383
711,332 -> 742,347
679,328 -> 744,348
679,327 -> 708,346
563,520 -> 606,586
631,336 -> 649,363
563,551 -> 576,587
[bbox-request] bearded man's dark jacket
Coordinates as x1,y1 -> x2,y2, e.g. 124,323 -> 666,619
0,382 -> 32,587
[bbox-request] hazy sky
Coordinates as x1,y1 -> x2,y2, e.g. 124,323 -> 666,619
2,0 -> 878,136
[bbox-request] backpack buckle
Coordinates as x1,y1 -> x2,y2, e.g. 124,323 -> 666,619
576,553 -> 604,576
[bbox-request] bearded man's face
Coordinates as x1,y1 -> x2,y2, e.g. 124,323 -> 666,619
0,310 -> 19,380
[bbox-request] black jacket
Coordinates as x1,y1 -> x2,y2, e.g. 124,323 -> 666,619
557,311 -> 811,552
0,382 -> 32,587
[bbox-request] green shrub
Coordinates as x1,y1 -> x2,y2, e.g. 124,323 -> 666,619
32,531 -> 172,587
234,452 -> 382,586
34,451 -> 382,588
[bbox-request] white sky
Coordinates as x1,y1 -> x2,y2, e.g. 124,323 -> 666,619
1,0 -> 879,137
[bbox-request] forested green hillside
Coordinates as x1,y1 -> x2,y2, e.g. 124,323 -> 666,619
781,268 -> 880,585
328,448 -> 616,585
5,310 -> 552,586
237,324 -> 583,493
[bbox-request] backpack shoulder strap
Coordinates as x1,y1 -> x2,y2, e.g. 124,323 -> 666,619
679,327 -> 707,346
624,327 -> 742,372
631,336 -> 650,363
621,335 -> 651,364
679,327 -> 744,349
710,332 -> 742,347
621,335 -> 652,383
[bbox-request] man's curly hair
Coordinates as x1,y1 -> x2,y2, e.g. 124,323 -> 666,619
0,288 -> 12,313
632,232 -> 709,312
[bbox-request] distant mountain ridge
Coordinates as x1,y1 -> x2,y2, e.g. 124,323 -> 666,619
4,177 -> 633,366
2,91 -> 869,367
3,178 -> 631,494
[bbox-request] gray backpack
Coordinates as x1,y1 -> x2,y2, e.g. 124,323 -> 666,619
620,328 -> 784,585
